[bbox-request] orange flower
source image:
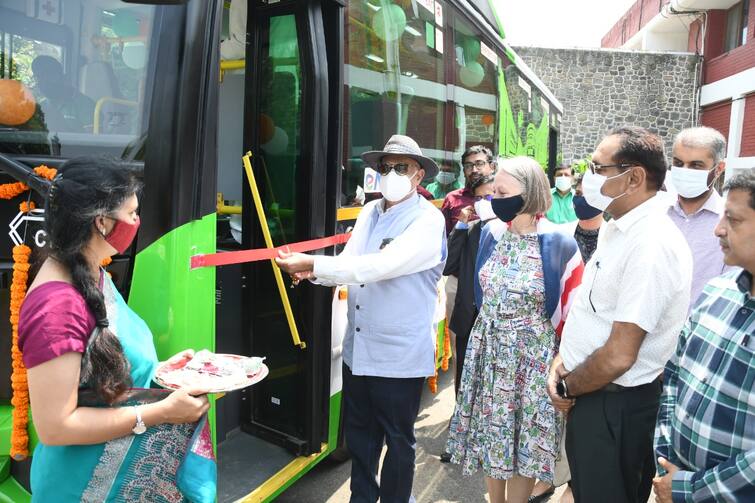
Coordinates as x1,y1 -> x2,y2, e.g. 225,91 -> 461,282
33,165 -> 57,180
19,201 -> 35,213
441,324 -> 451,372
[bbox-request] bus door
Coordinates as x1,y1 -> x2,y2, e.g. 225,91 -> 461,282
215,0 -> 342,500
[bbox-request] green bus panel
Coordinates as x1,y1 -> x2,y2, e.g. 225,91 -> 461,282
128,213 -> 217,440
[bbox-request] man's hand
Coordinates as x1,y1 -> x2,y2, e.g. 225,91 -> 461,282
458,205 -> 475,224
547,357 -> 575,412
653,457 -> 680,503
275,251 -> 315,277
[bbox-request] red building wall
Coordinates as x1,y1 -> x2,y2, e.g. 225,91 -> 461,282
701,100 -> 732,142
601,0 -> 670,48
741,93 -> 755,156
688,19 -> 704,53
704,4 -> 755,84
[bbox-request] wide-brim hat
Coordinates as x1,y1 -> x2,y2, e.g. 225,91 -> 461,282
361,134 -> 439,179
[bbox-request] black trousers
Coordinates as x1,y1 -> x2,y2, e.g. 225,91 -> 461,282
342,364 -> 424,503
453,308 -> 477,396
565,379 -> 662,503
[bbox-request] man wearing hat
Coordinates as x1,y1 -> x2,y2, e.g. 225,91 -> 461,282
277,134 -> 447,502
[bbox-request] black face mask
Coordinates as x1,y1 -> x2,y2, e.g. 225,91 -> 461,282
573,195 -> 603,220
491,195 -> 524,222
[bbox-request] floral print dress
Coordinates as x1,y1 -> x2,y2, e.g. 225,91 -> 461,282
446,231 -> 561,482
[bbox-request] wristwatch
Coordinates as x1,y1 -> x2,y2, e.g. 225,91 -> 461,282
132,406 -> 146,435
556,377 -> 571,399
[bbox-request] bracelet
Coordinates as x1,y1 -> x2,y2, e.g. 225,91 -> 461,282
132,406 -> 146,435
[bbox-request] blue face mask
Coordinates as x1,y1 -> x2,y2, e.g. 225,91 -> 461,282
572,195 -> 602,220
491,195 -> 524,222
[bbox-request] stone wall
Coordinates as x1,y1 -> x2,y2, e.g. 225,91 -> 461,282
514,47 -> 701,165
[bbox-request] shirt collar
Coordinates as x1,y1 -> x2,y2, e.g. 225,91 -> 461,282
611,195 -> 662,234
551,187 -> 573,198
671,189 -> 724,217
736,269 -> 753,298
377,192 -> 420,215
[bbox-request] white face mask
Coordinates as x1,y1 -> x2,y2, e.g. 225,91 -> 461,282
670,166 -> 715,199
474,198 -> 497,221
582,169 -> 631,211
554,176 -> 572,192
435,171 -> 457,185
380,170 -> 418,202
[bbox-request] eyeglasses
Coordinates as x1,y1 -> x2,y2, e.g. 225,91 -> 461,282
587,161 -> 635,174
474,194 -> 493,202
375,162 -> 415,176
462,160 -> 488,171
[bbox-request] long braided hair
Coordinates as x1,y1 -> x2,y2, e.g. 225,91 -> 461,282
44,157 -> 142,403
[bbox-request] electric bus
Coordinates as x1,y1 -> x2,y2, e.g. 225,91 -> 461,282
0,0 -> 563,501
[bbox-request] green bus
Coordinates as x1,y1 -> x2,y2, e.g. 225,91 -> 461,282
0,0 -> 562,501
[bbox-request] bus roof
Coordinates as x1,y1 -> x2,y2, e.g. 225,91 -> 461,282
463,0 -> 564,114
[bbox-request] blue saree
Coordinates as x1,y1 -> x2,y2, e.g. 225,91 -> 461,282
29,275 -> 216,502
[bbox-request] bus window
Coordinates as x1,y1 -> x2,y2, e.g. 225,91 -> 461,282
342,0 -> 449,207
258,15 -> 301,244
501,65 -> 552,168
0,1 -> 156,158
452,16 -> 498,155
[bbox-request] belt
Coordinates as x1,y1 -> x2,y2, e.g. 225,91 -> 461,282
601,377 -> 661,393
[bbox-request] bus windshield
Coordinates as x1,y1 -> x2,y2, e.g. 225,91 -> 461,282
0,0 -> 156,158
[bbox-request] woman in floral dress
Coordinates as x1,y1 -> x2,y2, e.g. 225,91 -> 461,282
446,157 -> 583,503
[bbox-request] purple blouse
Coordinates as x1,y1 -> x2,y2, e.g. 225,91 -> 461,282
18,282 -> 96,368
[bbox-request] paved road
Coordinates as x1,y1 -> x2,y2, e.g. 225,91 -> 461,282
276,364 -> 587,503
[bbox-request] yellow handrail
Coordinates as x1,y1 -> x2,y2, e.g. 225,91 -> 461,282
336,198 -> 443,221
242,152 -> 306,349
220,59 -> 245,81
217,193 -> 242,215
92,97 -> 138,134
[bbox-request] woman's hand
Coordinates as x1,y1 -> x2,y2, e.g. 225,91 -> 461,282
151,387 -> 210,425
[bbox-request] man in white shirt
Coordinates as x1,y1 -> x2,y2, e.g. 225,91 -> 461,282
547,126 -> 693,503
667,127 -> 731,309
276,135 -> 447,503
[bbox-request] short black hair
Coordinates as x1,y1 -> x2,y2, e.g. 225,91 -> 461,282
554,164 -> 573,176
724,168 -> 755,210
470,174 -> 495,192
461,145 -> 494,165
608,126 -> 666,190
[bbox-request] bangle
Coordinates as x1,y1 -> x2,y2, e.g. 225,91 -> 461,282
132,406 -> 147,435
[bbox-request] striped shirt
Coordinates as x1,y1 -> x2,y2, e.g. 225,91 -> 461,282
654,269 -> 755,503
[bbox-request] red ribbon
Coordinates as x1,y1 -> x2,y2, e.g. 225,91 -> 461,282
190,233 -> 351,269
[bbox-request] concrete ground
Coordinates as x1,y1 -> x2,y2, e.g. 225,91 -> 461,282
276,365 -> 657,502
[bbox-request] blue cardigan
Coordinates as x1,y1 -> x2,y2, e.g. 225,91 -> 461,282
474,225 -> 584,336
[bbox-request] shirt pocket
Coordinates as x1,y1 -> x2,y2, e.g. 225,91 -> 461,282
363,323 -> 412,364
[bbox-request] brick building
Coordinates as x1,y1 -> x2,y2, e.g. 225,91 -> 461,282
602,0 -> 754,176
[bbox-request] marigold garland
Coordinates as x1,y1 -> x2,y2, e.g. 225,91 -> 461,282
428,356 -> 438,394
6,165 -> 56,460
441,324 -> 451,372
0,165 -> 56,200
9,244 -> 31,460
427,322 -> 453,394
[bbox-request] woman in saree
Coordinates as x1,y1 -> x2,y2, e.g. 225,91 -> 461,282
18,157 -> 213,502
